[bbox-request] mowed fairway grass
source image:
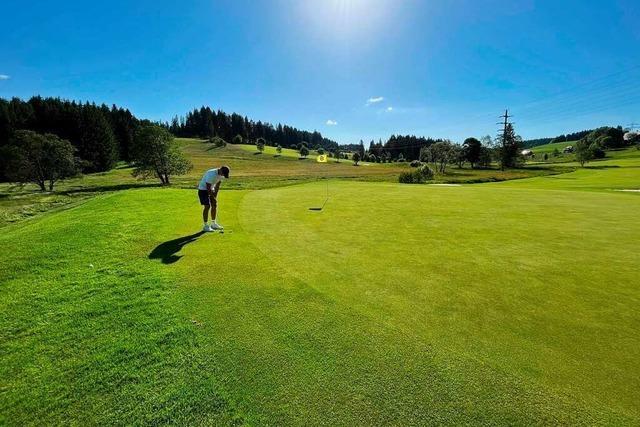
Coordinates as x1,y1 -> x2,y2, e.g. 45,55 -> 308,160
1,148 -> 640,424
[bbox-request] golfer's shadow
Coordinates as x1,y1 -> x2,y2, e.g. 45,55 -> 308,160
149,231 -> 205,264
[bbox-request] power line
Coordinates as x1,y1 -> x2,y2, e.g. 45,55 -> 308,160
516,86 -> 640,120
510,64 -> 640,112
518,96 -> 640,125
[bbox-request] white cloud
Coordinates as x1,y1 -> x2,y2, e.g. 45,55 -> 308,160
386,106 -> 393,111
326,119 -> 338,126
366,96 -> 384,105
0,75 -> 10,80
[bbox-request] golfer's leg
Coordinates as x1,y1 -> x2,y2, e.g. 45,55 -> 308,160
210,198 -> 217,221
202,206 -> 209,223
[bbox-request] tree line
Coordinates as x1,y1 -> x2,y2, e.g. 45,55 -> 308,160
574,126 -> 635,166
0,97 -> 344,186
522,127 -> 623,148
368,135 -> 445,162
4,95 -> 634,189
0,96 -> 140,180
169,106 -> 340,153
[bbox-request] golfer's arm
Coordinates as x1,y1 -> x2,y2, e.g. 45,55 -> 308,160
206,183 -> 214,198
213,181 -> 221,196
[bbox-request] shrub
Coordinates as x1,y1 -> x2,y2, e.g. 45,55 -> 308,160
209,136 -> 227,147
398,165 -> 433,184
410,160 -> 421,168
418,164 -> 434,180
398,171 -> 420,183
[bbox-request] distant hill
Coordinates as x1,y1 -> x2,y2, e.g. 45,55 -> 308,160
523,129 -> 597,148
169,107 -> 340,152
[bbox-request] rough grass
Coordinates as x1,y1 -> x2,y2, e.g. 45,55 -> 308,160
1,138 -> 573,227
2,147 -> 640,423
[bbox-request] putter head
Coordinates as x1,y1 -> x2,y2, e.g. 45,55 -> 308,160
309,207 -> 322,211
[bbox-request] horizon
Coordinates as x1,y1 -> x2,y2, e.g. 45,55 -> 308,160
1,0 -> 639,144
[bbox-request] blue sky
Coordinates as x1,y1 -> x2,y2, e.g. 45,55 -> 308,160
1,0 -> 639,143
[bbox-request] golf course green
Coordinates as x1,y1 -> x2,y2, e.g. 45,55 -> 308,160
1,145 -> 639,425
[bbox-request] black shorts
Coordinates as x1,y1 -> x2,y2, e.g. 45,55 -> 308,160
198,190 -> 212,206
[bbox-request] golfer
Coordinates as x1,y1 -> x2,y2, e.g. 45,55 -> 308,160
198,165 -> 230,231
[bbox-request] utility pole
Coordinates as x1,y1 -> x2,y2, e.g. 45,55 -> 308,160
627,122 -> 639,131
497,109 -> 513,171
498,109 -> 513,138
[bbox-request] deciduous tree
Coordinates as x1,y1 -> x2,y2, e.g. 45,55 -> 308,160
463,137 -> 482,168
575,138 -> 595,167
352,152 -> 361,166
1,130 -> 78,191
131,125 -> 192,185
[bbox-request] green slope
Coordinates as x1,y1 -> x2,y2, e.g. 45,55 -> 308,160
531,140 -> 576,155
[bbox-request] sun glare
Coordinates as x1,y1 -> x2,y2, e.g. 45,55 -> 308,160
298,0 -> 394,44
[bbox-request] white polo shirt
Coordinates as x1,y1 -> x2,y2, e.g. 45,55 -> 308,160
198,168 -> 223,190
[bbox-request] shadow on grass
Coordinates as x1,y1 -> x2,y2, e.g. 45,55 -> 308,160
584,164 -> 621,169
149,231 -> 205,264
517,166 -> 557,171
61,182 -> 163,195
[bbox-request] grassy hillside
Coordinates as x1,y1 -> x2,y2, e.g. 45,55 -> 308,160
529,140 -> 640,166
1,138 -> 569,227
1,141 -> 639,424
531,140 -> 576,155
235,142 -> 309,158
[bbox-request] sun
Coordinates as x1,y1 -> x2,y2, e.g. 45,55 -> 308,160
297,0 -> 394,44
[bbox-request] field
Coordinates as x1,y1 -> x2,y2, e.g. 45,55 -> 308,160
0,139 -> 571,228
1,140 -> 639,425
